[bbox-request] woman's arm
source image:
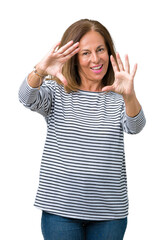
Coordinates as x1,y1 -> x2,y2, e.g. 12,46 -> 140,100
27,69 -> 45,88
27,41 -> 80,87
102,53 -> 146,133
123,93 -> 141,117
18,77 -> 54,117
19,40 -> 80,116
102,53 -> 142,117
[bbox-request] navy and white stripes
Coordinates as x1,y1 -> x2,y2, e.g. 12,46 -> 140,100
19,79 -> 146,220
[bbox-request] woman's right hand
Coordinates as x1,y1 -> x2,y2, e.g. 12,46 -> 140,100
35,40 -> 80,85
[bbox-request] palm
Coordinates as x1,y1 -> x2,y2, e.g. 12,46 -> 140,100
102,53 -> 137,97
37,41 -> 79,85
112,71 -> 134,96
45,59 -> 64,80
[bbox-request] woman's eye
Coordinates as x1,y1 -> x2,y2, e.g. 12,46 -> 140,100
83,52 -> 89,56
98,48 -> 104,52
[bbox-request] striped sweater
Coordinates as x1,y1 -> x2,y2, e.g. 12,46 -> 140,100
19,78 -> 146,220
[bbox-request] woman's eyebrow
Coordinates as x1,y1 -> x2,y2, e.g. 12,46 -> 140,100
81,49 -> 89,52
97,44 -> 105,49
80,45 -> 105,52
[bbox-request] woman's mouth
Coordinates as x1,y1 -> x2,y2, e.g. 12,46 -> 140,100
90,65 -> 103,73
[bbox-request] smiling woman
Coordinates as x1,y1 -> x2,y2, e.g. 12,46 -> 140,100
18,18 -> 146,240
77,31 -> 109,92
54,19 -> 117,92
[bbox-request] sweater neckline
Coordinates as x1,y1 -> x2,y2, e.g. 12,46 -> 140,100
77,89 -> 108,95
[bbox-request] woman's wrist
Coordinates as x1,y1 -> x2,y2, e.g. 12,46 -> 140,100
34,65 -> 47,77
123,93 -> 141,117
27,64 -> 48,89
28,71 -> 44,88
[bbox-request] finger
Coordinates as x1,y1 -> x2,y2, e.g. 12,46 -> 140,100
110,55 -> 119,73
62,42 -> 79,57
63,46 -> 80,60
50,41 -> 61,53
131,63 -> 138,79
57,40 -> 74,54
56,72 -> 67,86
116,52 -> 124,71
102,85 -> 114,92
125,54 -> 130,73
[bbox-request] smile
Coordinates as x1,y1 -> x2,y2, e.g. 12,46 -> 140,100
90,65 -> 103,73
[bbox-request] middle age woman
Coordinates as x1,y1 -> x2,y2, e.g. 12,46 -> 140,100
19,19 -> 146,240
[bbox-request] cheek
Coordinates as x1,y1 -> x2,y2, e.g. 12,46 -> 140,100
102,55 -> 109,75
104,55 -> 109,69
77,58 -> 89,75
78,58 -> 89,69
105,54 -> 109,64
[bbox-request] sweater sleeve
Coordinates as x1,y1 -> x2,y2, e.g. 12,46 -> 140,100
121,107 -> 146,134
18,77 -> 54,117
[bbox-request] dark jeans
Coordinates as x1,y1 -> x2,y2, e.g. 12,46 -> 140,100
41,211 -> 127,240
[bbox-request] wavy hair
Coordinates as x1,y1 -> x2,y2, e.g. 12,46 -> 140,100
54,19 -> 116,93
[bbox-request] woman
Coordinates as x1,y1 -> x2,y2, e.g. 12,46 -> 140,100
19,19 -> 146,240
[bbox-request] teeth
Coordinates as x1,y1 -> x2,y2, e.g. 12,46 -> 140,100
92,65 -> 102,70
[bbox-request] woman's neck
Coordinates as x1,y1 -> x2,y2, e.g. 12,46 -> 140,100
79,81 -> 103,92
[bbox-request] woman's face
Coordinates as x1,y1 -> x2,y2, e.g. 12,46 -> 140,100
78,30 -> 109,85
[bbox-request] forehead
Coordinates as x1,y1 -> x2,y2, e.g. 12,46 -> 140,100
79,30 -> 106,48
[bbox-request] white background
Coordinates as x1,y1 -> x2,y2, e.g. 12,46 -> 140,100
0,0 -> 164,239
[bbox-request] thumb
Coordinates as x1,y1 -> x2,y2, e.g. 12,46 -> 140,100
56,72 -> 68,86
102,85 -> 114,92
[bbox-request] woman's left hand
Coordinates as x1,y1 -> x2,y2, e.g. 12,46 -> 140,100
102,53 -> 137,99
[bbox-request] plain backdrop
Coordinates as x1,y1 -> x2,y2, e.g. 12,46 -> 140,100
0,0 -> 164,239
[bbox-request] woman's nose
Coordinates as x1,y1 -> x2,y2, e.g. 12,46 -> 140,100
91,52 -> 99,63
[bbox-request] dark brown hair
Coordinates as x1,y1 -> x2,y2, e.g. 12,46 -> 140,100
55,19 -> 116,92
